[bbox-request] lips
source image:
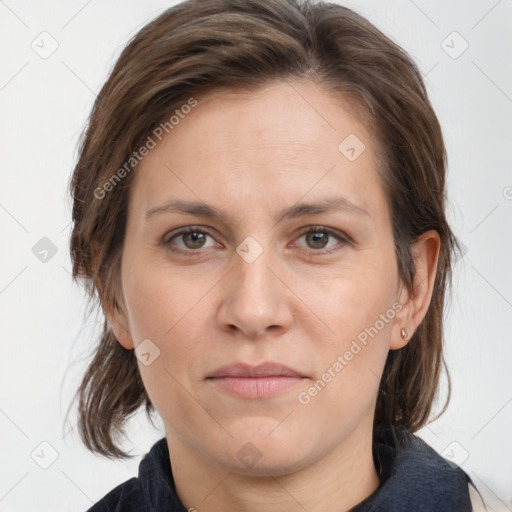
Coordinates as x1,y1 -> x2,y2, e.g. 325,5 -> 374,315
206,362 -> 307,399
207,362 -> 305,379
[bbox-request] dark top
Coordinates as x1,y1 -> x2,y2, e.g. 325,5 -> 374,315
86,425 -> 477,511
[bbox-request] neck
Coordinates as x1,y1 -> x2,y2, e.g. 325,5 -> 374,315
167,423 -> 380,512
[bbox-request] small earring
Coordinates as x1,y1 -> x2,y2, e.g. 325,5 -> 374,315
401,328 -> 409,340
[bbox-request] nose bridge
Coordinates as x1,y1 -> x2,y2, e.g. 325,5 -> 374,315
218,234 -> 291,337
233,236 -> 278,308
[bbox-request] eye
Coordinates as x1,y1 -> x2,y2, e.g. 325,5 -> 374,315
293,226 -> 349,253
162,225 -> 350,256
163,227 -> 218,253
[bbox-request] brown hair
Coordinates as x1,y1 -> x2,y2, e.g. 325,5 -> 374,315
67,0 -> 461,459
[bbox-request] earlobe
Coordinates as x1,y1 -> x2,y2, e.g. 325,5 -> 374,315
390,230 -> 441,351
105,304 -> 135,350
97,277 -> 135,351
390,283 -> 413,350
93,247 -> 135,350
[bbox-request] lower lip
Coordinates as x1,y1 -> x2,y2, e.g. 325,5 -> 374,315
207,376 -> 305,399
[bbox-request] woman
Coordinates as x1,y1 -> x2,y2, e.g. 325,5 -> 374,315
68,0 -> 486,510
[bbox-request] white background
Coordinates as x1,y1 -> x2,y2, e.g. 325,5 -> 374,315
0,1 -> 511,510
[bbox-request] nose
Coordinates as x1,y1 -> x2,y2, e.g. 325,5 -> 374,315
216,242 -> 294,340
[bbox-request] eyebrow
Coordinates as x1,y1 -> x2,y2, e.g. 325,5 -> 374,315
144,196 -> 370,224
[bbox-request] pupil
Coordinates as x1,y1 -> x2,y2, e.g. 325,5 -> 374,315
308,232 -> 327,248
185,232 -> 205,248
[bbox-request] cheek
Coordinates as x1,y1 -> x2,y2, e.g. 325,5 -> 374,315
296,257 -> 397,410
122,254 -> 214,345
123,282 -> 207,433
295,251 -> 397,343
121,259 -> 217,404
297,317 -> 391,436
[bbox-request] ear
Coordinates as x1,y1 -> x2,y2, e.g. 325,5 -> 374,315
95,259 -> 135,351
390,230 -> 441,350
103,295 -> 135,350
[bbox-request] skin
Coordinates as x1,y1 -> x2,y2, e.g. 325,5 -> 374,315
105,79 -> 440,512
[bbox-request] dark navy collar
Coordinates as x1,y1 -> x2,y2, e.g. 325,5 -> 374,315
133,426 -> 473,511
350,425 -> 473,511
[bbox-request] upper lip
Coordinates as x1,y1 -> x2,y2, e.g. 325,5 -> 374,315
207,362 -> 306,378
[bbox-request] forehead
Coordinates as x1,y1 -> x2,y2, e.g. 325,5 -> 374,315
172,80 -> 370,156
129,79 -> 388,228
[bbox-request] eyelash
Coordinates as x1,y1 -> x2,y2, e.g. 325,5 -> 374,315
162,225 -> 351,256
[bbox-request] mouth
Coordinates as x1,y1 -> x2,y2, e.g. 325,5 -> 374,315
206,362 -> 308,399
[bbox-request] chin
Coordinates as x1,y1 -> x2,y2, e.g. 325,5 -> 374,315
214,427 -> 317,477
227,449 -> 312,478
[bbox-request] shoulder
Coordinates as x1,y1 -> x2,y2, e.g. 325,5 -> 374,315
361,426 -> 474,510
85,477 -> 143,512
83,437 -> 174,512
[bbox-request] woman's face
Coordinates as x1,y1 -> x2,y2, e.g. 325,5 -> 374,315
110,80 -> 414,475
